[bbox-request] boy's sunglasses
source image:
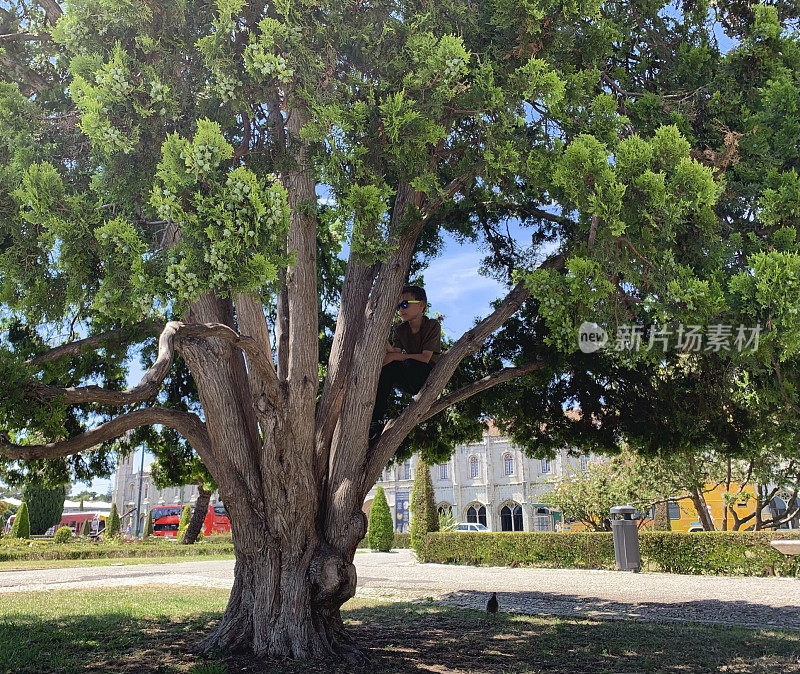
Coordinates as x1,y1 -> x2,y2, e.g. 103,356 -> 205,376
396,300 -> 422,311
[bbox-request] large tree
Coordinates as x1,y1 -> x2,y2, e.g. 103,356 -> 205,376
0,0 -> 796,664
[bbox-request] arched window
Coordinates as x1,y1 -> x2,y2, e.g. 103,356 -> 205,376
437,503 -> 452,517
466,504 -> 487,527
469,456 -> 479,479
503,453 -> 514,476
500,502 -> 524,531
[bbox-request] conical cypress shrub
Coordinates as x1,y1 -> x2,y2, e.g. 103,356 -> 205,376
80,518 -> 93,537
653,501 -> 672,531
10,502 -> 30,539
106,503 -> 121,538
367,486 -> 394,552
177,505 -> 192,538
410,459 -> 439,557
21,483 -> 67,535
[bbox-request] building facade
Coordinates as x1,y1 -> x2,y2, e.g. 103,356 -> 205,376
112,452 -> 222,534
364,424 -> 596,532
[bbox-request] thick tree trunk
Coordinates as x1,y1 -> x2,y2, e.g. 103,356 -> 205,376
193,503 -> 365,661
180,486 -> 211,545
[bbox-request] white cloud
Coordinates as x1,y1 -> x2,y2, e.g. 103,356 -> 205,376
422,248 -> 505,338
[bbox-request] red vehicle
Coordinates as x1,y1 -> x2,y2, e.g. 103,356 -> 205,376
45,512 -> 107,537
150,504 -> 230,537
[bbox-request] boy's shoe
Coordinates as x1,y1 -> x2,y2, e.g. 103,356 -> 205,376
369,421 -> 385,443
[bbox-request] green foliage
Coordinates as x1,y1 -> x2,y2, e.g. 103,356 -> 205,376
438,509 -> 457,532
367,486 -> 394,552
53,525 -> 73,543
542,454 -> 663,531
80,518 -> 93,537
423,531 -> 798,576
177,504 -> 192,538
9,502 -> 30,539
409,460 -> 439,555
639,531 -> 799,576
21,483 -> 67,535
652,502 -> 672,532
106,503 -> 121,538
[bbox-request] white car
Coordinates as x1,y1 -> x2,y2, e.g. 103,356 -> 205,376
455,522 -> 489,532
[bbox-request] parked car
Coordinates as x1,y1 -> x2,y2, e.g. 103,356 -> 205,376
455,522 -> 489,532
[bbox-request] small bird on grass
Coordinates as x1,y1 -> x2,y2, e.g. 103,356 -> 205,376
486,592 -> 499,614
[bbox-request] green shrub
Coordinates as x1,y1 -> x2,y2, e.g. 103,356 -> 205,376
80,519 -> 93,537
639,531 -> 798,576
410,460 -> 438,557
53,526 -> 73,543
425,531 -> 615,568
21,483 -> 68,535
106,503 -> 121,538
393,532 -> 411,549
422,530 -> 798,576
0,536 -> 235,562
9,502 -> 30,539
367,486 -> 394,552
177,505 -> 192,538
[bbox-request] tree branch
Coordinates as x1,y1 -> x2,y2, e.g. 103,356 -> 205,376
420,360 -> 548,423
0,407 -> 211,467
31,321 -> 276,407
0,32 -> 51,43
26,320 -> 163,368
419,171 -> 475,221
235,293 -> 280,408
35,0 -> 63,25
0,54 -> 49,95
284,106 -> 318,392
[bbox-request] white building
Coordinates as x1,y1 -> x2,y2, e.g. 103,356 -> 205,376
364,422 -> 597,532
112,452 -> 221,534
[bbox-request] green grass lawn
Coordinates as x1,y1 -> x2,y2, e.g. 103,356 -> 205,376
0,586 -> 796,673
0,554 -> 235,571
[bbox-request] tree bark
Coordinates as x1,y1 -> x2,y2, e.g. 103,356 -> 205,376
181,486 -> 211,545
192,490 -> 364,661
688,486 -> 715,531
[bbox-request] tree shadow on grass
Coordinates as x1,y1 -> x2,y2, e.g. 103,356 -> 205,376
431,588 -> 800,631
1,602 -> 797,674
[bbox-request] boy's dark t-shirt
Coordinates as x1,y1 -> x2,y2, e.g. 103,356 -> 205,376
391,316 -> 442,364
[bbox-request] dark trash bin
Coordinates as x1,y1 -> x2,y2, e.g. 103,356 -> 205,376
610,504 -> 641,572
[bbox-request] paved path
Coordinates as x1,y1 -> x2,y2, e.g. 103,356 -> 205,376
1,551 -> 797,630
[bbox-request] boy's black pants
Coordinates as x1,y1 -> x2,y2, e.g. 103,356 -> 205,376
372,360 -> 433,423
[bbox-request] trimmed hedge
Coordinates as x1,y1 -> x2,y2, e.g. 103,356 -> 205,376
423,532 -> 615,569
422,530 -> 799,576
639,531 -> 799,576
0,537 -> 234,562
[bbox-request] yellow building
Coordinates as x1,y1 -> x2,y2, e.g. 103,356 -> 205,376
559,483 -> 797,532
